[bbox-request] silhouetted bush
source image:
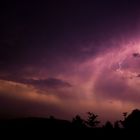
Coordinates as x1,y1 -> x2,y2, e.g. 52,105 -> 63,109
85,112 -> 100,128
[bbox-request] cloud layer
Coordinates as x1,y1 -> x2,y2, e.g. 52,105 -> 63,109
1,40 -> 140,122
1,1 -> 140,122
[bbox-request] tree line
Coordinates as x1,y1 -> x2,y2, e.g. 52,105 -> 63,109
71,109 -> 140,129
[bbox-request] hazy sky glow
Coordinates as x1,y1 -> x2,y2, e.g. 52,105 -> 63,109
1,1 -> 140,122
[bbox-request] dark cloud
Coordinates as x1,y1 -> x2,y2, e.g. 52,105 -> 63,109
25,78 -> 72,89
133,53 -> 140,58
1,0 -> 140,74
0,75 -> 72,90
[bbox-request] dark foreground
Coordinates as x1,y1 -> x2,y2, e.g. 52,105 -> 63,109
0,118 -> 139,139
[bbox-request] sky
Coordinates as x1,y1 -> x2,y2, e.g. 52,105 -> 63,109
1,0 -> 140,122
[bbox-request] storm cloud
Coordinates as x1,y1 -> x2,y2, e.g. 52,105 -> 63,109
1,1 -> 140,122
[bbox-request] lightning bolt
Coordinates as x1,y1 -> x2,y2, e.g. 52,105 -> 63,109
116,59 -> 125,75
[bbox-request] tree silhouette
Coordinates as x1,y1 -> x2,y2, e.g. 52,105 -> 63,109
123,112 -> 127,120
114,121 -> 120,129
103,121 -> 113,129
85,112 -> 100,128
49,115 -> 55,120
121,109 -> 140,129
72,115 -> 86,128
2,108 -> 140,131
